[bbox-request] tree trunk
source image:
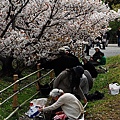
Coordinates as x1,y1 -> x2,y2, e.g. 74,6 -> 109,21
0,56 -> 14,77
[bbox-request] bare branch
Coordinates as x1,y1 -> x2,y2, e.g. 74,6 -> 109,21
1,0 -> 29,38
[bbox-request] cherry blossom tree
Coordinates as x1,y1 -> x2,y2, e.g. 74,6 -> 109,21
0,0 -> 119,76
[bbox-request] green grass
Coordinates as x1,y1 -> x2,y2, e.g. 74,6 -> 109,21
0,69 -> 53,120
86,55 -> 120,120
0,55 -> 120,120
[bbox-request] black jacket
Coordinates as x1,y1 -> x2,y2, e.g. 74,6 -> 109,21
93,51 -> 103,61
82,61 -> 98,78
41,54 -> 82,76
117,30 -> 120,37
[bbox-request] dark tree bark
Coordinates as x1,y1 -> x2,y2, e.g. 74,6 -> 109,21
0,56 -> 33,78
0,56 -> 14,77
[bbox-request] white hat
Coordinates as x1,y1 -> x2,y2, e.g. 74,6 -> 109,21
58,46 -> 71,53
63,46 -> 71,51
58,47 -> 66,53
49,89 -> 64,97
94,47 -> 99,50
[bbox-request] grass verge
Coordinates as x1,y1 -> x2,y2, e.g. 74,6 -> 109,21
85,55 -> 120,120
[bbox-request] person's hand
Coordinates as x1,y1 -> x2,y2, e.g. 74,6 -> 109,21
84,98 -> 87,104
97,59 -> 100,62
90,57 -> 93,60
38,107 -> 43,112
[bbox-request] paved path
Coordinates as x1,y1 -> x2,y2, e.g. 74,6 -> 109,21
89,44 -> 120,58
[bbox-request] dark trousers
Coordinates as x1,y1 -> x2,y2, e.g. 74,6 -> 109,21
102,42 -> 106,49
85,45 -> 90,56
118,37 -> 120,47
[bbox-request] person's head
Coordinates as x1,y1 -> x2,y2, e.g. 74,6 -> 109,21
58,46 -> 71,54
94,47 -> 100,52
73,66 -> 84,78
63,46 -> 71,54
49,89 -> 64,101
100,52 -> 104,57
58,47 -> 66,54
50,47 -> 65,59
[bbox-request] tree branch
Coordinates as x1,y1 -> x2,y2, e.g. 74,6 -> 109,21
0,0 -> 29,38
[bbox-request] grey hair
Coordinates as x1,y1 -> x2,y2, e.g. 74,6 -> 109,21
49,89 -> 64,97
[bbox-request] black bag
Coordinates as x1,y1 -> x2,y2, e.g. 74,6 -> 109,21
39,83 -> 52,96
86,91 -> 104,101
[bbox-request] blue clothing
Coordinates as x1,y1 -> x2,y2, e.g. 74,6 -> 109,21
117,37 -> 120,47
116,29 -> 120,47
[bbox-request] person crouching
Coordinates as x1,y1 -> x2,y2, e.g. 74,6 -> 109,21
38,89 -> 84,120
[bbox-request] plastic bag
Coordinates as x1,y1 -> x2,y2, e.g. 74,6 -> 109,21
30,98 -> 47,107
25,98 -> 48,118
25,106 -> 40,118
109,83 -> 120,95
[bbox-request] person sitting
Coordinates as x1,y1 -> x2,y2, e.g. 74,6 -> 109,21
53,66 -> 94,103
82,57 -> 98,78
40,46 -> 82,76
98,52 -> 106,65
89,51 -> 107,75
89,47 -> 104,66
91,52 -> 106,67
94,52 -> 107,74
81,69 -> 93,91
38,89 -> 84,120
